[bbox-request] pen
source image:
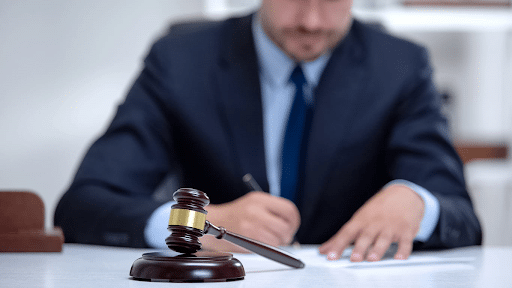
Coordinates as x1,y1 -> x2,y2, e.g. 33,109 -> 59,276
243,173 -> 263,191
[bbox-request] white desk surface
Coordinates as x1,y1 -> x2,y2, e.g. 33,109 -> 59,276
1,244 -> 511,287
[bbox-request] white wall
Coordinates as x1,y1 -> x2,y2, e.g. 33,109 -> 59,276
0,0 -> 205,228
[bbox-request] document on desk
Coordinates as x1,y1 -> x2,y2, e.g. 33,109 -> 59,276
234,246 -> 475,273
288,246 -> 474,268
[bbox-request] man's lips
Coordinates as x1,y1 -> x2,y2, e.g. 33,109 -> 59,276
288,32 -> 325,43
284,29 -> 329,40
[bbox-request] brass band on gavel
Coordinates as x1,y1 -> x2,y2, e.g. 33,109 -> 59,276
168,208 -> 206,231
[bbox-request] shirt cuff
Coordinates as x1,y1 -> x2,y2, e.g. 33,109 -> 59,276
144,201 -> 175,248
385,179 -> 440,242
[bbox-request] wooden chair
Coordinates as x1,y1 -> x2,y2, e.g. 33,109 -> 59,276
0,191 -> 64,252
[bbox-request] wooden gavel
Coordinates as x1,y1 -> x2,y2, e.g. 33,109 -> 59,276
165,188 -> 305,269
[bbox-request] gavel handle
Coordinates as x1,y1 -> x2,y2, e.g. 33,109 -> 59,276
204,221 -> 305,269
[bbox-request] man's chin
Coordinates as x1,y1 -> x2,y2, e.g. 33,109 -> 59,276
285,43 -> 328,62
289,50 -> 325,62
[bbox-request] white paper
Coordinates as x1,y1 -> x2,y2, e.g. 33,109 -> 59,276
234,246 -> 475,273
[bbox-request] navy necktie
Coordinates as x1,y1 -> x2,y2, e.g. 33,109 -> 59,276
281,65 -> 311,204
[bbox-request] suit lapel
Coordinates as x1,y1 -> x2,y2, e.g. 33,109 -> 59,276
214,15 -> 269,192
299,25 -> 368,223
212,16 -> 368,205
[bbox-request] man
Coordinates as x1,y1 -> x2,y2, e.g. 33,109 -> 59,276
54,0 -> 482,262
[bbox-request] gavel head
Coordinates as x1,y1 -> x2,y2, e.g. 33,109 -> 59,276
165,188 -> 210,254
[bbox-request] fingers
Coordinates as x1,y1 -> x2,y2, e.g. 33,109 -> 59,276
350,226 -> 379,262
205,191 -> 301,248
245,205 -> 296,245
245,225 -> 283,247
261,193 -> 301,231
263,213 -> 297,245
319,223 -> 359,260
319,226 -> 404,262
319,185 -> 424,262
201,235 -> 250,253
246,191 -> 301,240
394,233 -> 414,260
365,231 -> 395,262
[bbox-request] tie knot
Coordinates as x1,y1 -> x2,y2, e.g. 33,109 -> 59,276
290,65 -> 306,88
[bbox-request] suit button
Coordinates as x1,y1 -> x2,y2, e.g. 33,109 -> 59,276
445,228 -> 460,240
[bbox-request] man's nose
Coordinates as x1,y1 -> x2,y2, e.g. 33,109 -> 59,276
299,0 -> 323,32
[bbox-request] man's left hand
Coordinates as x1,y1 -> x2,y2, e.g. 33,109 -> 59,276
318,184 -> 424,262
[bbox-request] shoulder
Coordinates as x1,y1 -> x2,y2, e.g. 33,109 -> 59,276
138,14 -> 254,76
147,15 -> 252,62
351,19 -> 429,68
146,18 -> 224,63
339,18 -> 432,90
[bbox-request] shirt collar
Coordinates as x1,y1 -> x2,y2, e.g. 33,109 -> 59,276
252,13 -> 332,88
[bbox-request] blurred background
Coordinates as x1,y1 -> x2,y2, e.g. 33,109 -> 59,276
1,0 -> 511,245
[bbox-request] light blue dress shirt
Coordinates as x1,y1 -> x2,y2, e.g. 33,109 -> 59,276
144,14 -> 440,248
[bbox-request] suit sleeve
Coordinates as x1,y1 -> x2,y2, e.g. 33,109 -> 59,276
54,39 -> 176,247
386,48 -> 482,249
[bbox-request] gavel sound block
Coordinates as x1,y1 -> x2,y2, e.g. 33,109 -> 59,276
130,188 -> 304,282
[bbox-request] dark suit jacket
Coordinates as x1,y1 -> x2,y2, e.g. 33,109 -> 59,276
54,15 -> 482,248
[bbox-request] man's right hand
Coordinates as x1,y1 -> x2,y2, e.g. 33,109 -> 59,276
201,191 -> 301,252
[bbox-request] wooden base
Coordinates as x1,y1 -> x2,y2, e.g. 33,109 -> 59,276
0,191 -> 64,252
130,251 -> 245,282
0,228 -> 64,252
